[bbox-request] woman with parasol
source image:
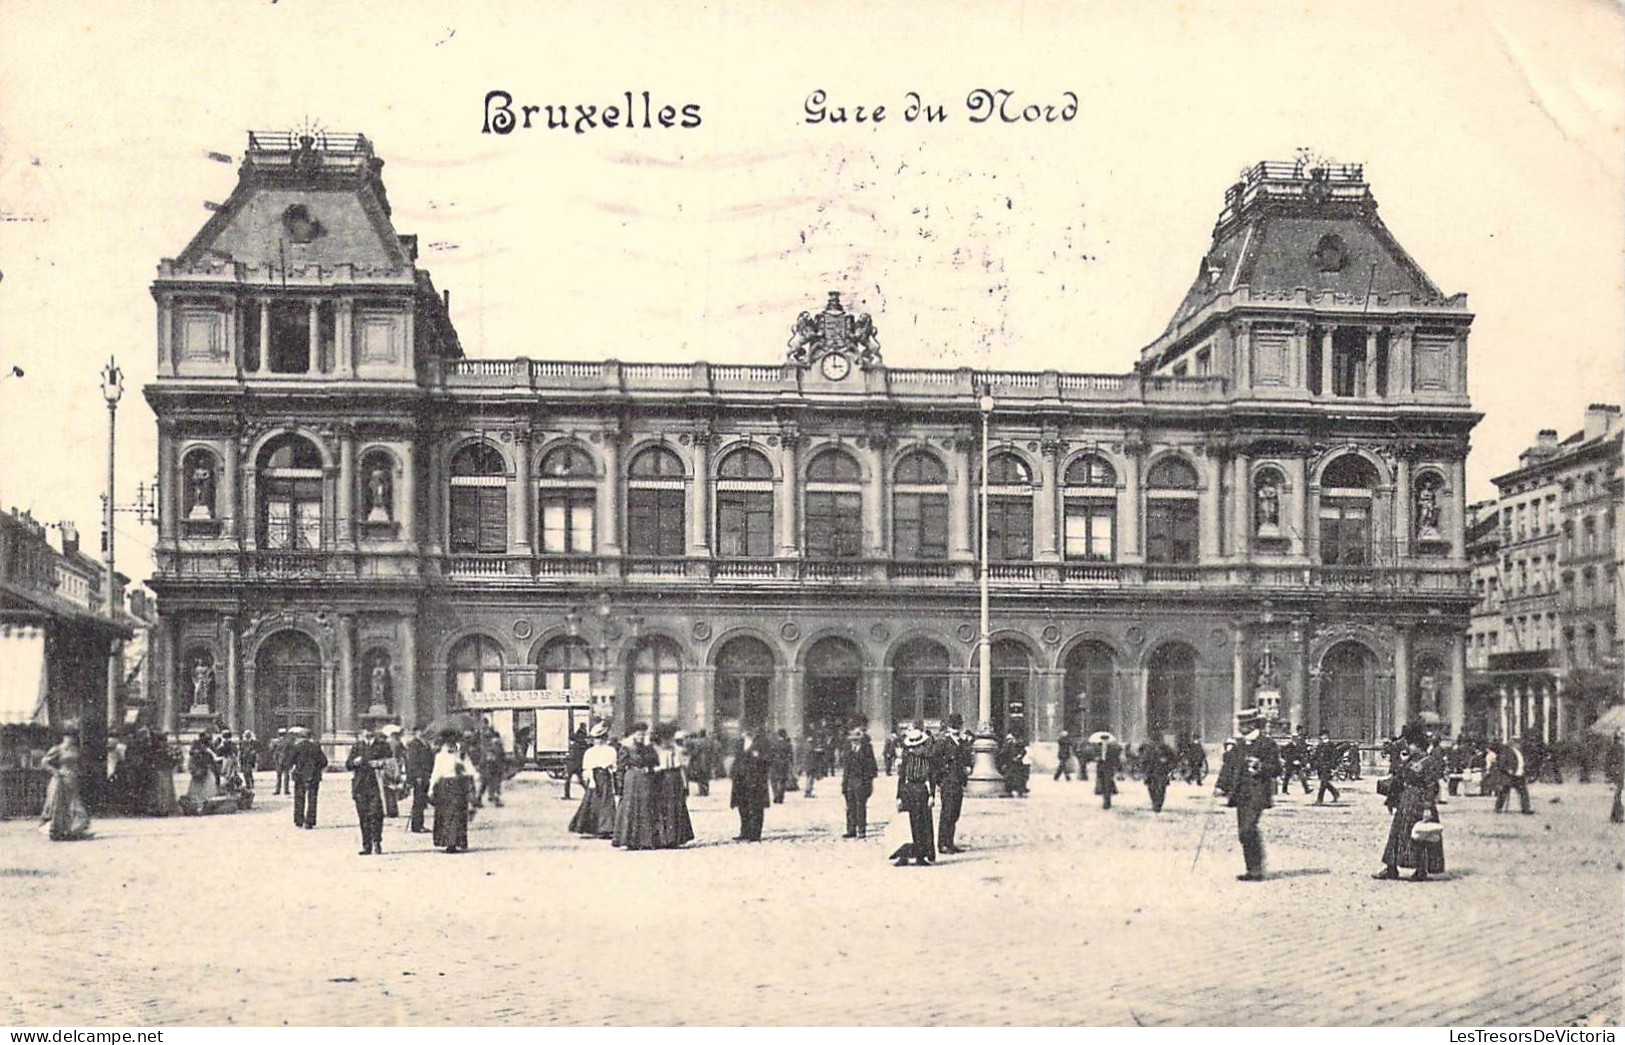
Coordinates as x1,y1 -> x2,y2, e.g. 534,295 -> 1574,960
429,730 -> 478,854
1373,720 -> 1446,882
567,721 -> 618,839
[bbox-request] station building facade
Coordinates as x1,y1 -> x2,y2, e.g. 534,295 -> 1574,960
145,137 -> 1479,753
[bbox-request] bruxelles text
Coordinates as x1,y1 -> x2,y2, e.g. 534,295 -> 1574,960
482,90 -> 702,135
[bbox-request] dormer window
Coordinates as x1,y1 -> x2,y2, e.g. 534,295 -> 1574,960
269,302 -> 311,373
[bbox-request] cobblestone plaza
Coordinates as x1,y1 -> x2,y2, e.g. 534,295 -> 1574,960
2,773 -> 1618,1026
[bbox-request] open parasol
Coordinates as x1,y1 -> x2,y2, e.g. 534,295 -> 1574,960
1588,704 -> 1625,736
1088,731 -> 1116,745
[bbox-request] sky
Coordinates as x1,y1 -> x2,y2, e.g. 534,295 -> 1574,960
1,0 -> 1621,583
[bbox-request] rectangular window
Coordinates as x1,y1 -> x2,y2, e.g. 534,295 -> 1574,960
268,301 -> 311,374
985,497 -> 1034,562
1064,500 -> 1115,561
627,488 -> 685,557
1319,501 -> 1370,566
540,491 -> 595,554
806,491 -> 863,559
717,490 -> 774,558
893,493 -> 948,560
450,487 -> 508,554
1146,500 -> 1198,564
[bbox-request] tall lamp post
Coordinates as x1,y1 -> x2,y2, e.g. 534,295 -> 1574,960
966,392 -> 1007,796
100,357 -> 124,731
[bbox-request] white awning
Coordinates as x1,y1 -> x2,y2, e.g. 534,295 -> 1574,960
0,623 -> 48,726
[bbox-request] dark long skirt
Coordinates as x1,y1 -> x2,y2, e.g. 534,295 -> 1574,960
568,768 -> 617,837
614,768 -> 659,850
432,777 -> 470,851
889,797 -> 935,862
652,767 -> 695,848
1381,803 -> 1445,873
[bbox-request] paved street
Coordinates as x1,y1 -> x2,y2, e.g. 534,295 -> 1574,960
1,768 -> 1620,1026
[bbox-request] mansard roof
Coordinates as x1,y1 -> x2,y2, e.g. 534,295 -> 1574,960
1160,161 -> 1451,338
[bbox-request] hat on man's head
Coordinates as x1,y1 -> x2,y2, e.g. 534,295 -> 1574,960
1236,707 -> 1263,729
947,713 -> 964,729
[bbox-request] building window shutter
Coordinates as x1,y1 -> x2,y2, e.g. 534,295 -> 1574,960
450,488 -> 479,552
477,488 -> 508,553
657,489 -> 685,555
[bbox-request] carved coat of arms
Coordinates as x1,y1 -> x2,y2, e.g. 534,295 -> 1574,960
786,292 -> 882,370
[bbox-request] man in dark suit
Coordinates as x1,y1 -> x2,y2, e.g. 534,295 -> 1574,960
730,731 -> 772,841
288,728 -> 328,829
1140,735 -> 1176,812
1494,738 -> 1533,815
346,729 -> 391,855
1096,737 -> 1123,809
840,726 -> 879,838
271,729 -> 293,795
934,714 -> 971,854
1311,730 -> 1342,804
768,729 -> 793,804
1053,729 -> 1075,781
1214,708 -> 1281,881
404,728 -> 434,833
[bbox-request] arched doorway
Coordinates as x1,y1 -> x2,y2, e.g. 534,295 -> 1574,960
1063,641 -> 1115,735
891,638 -> 951,731
714,636 -> 774,741
1146,643 -> 1198,743
1321,641 -> 1379,741
804,636 -> 862,733
256,631 -> 322,740
989,639 -> 1032,738
447,634 -> 504,708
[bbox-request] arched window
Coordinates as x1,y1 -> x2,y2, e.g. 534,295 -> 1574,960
183,448 -> 219,524
982,452 -> 1034,562
1319,455 -> 1378,566
1063,641 -> 1115,735
536,636 -> 593,692
628,636 -> 682,725
1145,455 -> 1199,564
714,636 -> 775,740
537,445 -> 596,554
1063,455 -> 1116,561
449,443 -> 508,555
893,451 -> 948,560
359,450 -> 395,531
1146,642 -> 1198,741
891,638 -> 950,729
716,448 -> 774,558
448,634 -> 504,705
627,446 -> 685,557
805,448 -> 863,559
987,639 -> 1032,738
257,434 -> 324,550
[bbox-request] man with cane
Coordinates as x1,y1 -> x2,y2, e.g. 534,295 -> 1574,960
1213,708 -> 1280,881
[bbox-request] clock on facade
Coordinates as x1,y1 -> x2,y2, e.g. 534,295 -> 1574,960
819,353 -> 851,380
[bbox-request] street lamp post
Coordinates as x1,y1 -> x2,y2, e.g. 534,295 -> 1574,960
966,392 -> 1007,797
100,357 -> 124,732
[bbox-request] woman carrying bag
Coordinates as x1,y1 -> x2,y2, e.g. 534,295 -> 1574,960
1373,721 -> 1446,883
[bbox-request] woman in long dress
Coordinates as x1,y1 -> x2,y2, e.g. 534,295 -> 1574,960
650,724 -> 695,848
612,723 -> 660,850
429,733 -> 477,854
567,722 -> 618,838
184,733 -> 218,807
1374,722 -> 1446,882
40,734 -> 92,841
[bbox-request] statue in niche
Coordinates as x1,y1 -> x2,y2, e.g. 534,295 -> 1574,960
1253,644 -> 1282,723
1418,673 -> 1439,713
365,467 -> 392,523
1416,483 -> 1441,537
190,658 -> 215,712
368,661 -> 391,714
188,460 -> 216,520
1255,476 -> 1282,535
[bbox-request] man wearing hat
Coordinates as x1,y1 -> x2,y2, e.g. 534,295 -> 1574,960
840,725 -> 879,838
347,727 -> 392,855
288,727 -> 328,830
271,728 -> 292,795
729,731 -> 773,842
1214,707 -> 1281,881
404,726 -> 435,833
933,713 -> 971,854
893,726 -> 936,865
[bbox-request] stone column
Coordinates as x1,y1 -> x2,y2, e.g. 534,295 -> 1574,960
1288,456 -> 1308,558
1320,328 -> 1335,396
1200,453 -> 1222,560
398,618 -> 418,729
221,434 -> 240,540
863,666 -> 889,734
1365,328 -> 1381,399
1305,475 -> 1321,565
426,434 -> 445,557
255,297 -> 271,374
1295,624 -> 1315,735
241,465 -> 258,552
156,293 -> 174,376
1554,679 -> 1566,742
1393,627 -> 1410,729
307,300 -> 322,373
1232,624 -> 1248,718
156,424 -> 176,544
1035,440 -> 1060,562
689,432 -> 711,557
224,615 -> 241,733
1232,451 -> 1250,560
777,427 -> 801,558
1498,685 -> 1509,741
1448,631 -> 1466,737
337,299 -> 354,378
158,615 -> 177,733
1121,443 -> 1143,563
860,438 -> 885,557
513,433 -> 533,555
1036,667 -> 1063,742
398,442 -> 417,547
337,614 -> 355,732
779,666 -> 803,734
1449,458 -> 1468,561
1234,320 -> 1252,393
1394,455 -> 1412,559
600,431 -> 623,558
337,428 -> 356,548
949,433 -> 973,561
